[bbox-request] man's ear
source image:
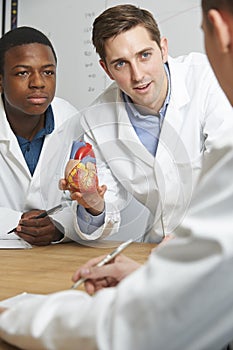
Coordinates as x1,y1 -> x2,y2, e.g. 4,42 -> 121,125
208,9 -> 231,53
99,59 -> 114,80
160,37 -> 168,63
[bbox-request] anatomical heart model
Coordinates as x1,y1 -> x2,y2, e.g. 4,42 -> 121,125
65,141 -> 98,193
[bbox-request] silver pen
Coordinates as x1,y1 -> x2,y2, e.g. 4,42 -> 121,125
71,239 -> 133,289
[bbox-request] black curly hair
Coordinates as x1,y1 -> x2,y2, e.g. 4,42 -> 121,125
0,26 -> 57,75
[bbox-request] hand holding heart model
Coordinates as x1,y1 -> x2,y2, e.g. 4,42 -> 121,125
65,141 -> 99,193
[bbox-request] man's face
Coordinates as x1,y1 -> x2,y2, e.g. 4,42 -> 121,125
0,43 -> 56,117
100,25 -> 168,114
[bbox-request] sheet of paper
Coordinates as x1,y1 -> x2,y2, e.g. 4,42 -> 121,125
0,238 -> 32,249
0,232 -> 32,249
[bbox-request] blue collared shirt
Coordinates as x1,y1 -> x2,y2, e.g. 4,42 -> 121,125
123,63 -> 171,156
17,105 -> 54,175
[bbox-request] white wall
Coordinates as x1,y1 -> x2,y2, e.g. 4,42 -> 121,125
1,0 -> 204,241
7,0 -> 204,111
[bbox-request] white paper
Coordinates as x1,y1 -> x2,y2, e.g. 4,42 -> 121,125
0,232 -> 32,249
0,239 -> 32,249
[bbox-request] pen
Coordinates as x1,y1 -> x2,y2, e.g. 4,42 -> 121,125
7,204 -> 63,234
71,239 -> 133,289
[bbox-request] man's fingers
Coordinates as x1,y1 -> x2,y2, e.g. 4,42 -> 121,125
80,263 -> 116,280
59,178 -> 67,190
72,255 -> 107,282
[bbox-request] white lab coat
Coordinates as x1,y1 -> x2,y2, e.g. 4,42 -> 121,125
0,123 -> 233,350
0,97 -> 121,242
81,53 -> 233,242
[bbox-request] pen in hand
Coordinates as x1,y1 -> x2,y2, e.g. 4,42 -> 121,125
71,239 -> 133,289
7,204 -> 63,234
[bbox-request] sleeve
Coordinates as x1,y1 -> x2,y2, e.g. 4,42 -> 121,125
0,289 -> 116,350
1,237 -> 233,350
77,205 -> 105,234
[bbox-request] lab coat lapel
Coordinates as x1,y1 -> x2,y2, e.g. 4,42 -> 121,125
114,91 -> 160,209
154,57 -> 192,227
32,117 -> 71,190
156,56 -> 190,161
116,93 -> 155,167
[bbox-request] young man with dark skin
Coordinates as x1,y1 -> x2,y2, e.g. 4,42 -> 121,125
0,26 -> 77,245
0,26 -> 118,246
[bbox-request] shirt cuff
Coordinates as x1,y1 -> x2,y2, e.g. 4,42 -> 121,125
77,205 -> 105,235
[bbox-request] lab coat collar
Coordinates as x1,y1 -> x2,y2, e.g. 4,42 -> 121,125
167,55 -> 190,110
0,98 -> 31,178
0,97 -> 15,141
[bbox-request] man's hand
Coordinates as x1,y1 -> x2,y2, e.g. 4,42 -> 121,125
59,178 -> 107,215
15,210 -> 63,246
72,254 -> 141,295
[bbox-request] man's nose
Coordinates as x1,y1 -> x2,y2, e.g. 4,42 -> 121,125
29,71 -> 45,88
130,62 -> 144,82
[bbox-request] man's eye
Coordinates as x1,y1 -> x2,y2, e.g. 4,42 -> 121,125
142,52 -> 151,59
44,70 -> 55,76
17,71 -> 28,76
116,61 -> 125,68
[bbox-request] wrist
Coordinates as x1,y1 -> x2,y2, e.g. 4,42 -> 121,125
86,204 -> 104,216
52,228 -> 64,242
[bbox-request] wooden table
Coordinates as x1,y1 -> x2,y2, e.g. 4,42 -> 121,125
0,241 -> 155,349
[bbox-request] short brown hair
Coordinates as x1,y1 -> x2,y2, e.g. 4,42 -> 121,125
92,4 -> 161,62
202,0 -> 233,16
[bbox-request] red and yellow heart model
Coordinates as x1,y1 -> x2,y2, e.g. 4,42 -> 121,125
65,141 -> 98,193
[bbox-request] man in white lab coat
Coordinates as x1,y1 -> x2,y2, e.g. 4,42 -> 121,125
79,4 -> 233,242
0,2 -> 233,349
0,26 -> 121,245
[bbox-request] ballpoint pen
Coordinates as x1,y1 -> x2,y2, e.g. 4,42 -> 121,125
7,204 -> 63,234
71,239 -> 133,289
